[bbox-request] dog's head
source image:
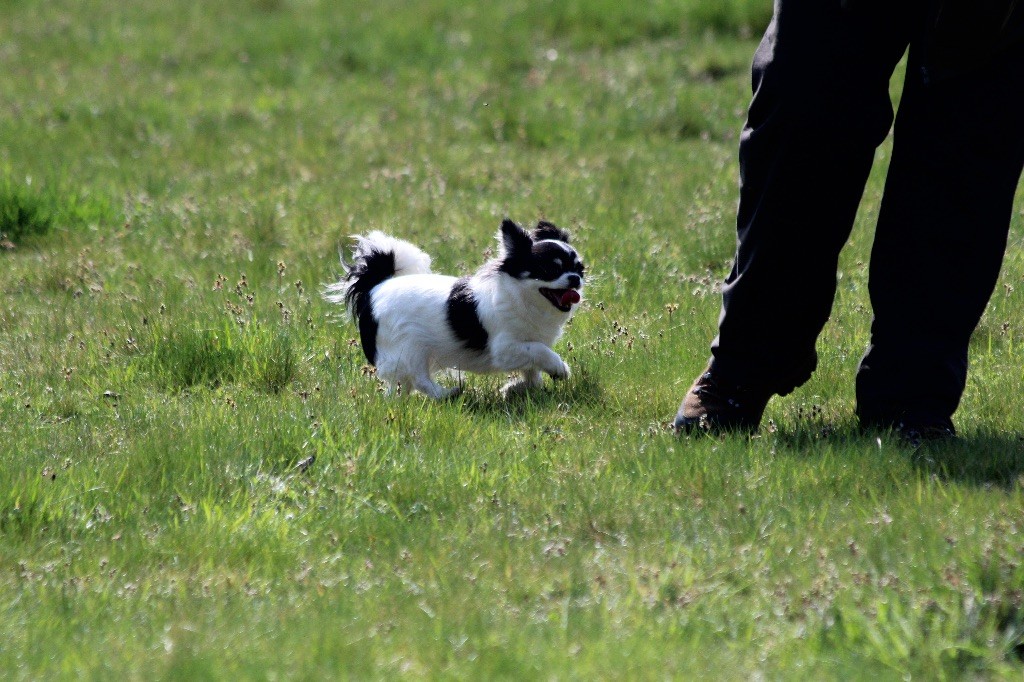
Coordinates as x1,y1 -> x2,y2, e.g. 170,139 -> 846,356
496,218 -> 584,313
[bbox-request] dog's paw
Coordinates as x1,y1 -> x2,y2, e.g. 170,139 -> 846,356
549,360 -> 571,381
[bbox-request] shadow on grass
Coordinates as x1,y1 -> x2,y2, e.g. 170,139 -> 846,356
456,362 -> 605,419
906,432 -> 1024,490
768,422 -> 1024,490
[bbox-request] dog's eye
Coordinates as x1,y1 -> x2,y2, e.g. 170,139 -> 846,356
532,264 -> 557,279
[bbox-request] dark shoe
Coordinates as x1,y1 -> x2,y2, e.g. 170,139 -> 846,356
860,413 -> 957,447
674,367 -> 772,434
896,422 -> 956,447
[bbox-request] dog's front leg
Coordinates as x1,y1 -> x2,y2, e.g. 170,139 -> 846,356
491,339 -> 570,380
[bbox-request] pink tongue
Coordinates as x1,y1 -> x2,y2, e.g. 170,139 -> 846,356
560,290 -> 581,306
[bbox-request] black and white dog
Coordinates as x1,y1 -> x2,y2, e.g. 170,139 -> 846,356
325,218 -> 585,398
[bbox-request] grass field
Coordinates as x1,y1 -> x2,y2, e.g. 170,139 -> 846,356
3,0 -> 1024,678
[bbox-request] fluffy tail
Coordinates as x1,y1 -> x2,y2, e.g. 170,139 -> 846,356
323,231 -> 432,363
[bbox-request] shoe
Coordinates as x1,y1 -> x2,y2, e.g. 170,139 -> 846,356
674,366 -> 772,435
860,413 -> 957,447
896,422 -> 956,447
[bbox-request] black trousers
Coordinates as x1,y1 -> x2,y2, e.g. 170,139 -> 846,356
708,0 -> 1024,425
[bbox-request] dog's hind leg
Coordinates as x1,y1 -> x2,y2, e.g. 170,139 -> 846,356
412,373 -> 461,399
520,368 -> 544,387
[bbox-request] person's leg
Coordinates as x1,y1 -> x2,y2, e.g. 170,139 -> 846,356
856,32 -> 1024,433
677,1 -> 919,432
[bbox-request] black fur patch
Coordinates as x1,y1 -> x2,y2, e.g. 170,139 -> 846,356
497,218 -> 534,278
532,221 -> 571,244
357,309 -> 379,365
344,249 -> 395,364
446,277 -> 488,351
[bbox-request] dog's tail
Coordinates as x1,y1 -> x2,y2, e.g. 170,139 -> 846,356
323,231 -> 432,363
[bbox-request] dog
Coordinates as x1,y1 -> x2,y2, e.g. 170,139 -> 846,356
324,218 -> 585,398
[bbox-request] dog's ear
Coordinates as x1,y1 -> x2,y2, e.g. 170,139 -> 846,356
499,218 -> 533,256
532,220 -> 571,244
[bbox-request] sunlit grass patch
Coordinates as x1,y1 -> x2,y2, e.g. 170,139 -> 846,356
0,175 -> 118,248
0,177 -> 54,246
0,485 -> 54,541
144,324 -> 242,390
141,321 -> 297,393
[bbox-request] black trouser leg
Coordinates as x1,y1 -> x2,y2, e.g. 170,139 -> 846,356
710,2 -> 916,395
856,38 -> 1024,427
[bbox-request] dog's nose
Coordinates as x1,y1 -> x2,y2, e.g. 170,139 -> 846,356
567,274 -> 581,289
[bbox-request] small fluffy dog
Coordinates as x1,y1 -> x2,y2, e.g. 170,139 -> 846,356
324,218 -> 585,398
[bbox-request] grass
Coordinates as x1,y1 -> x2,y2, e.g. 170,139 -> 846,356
0,178 -> 54,245
0,175 -> 115,247
141,320 -> 297,393
2,0 -> 1024,678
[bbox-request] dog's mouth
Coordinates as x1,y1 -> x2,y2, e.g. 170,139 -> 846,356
539,287 -> 581,312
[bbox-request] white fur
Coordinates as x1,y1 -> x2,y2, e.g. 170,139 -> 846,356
322,231 -> 431,305
327,227 -> 584,398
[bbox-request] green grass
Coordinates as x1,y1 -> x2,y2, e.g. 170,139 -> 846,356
0,175 -> 115,247
2,0 -> 1024,678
